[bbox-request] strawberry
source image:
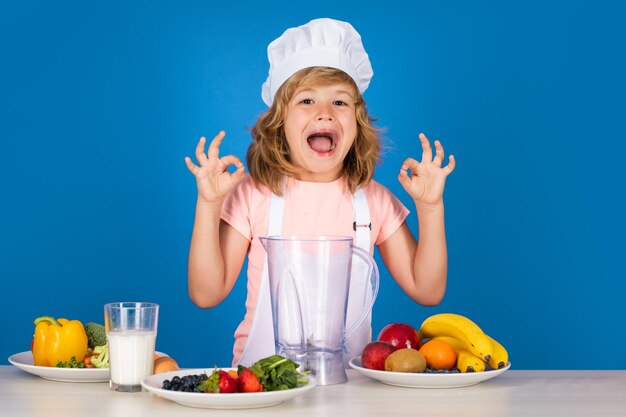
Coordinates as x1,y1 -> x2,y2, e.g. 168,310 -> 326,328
238,367 -> 264,392
217,371 -> 238,393
200,370 -> 239,393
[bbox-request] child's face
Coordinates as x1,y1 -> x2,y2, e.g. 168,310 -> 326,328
283,82 -> 358,182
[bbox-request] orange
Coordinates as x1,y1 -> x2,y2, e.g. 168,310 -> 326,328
153,356 -> 180,374
419,339 -> 457,370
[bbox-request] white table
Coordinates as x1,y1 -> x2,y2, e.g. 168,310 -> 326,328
2,366 -> 625,416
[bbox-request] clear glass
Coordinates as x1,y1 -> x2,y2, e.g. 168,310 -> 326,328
259,235 -> 379,385
104,302 -> 159,392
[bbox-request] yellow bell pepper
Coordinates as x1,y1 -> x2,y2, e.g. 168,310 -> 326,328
32,316 -> 89,367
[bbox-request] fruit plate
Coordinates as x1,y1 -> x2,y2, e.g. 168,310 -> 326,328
349,356 -> 511,388
142,368 -> 316,409
8,351 -> 110,382
8,351 -> 168,383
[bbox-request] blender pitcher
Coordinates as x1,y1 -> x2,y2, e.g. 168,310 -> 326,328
259,235 -> 379,385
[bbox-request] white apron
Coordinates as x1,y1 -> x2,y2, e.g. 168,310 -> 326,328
236,187 -> 373,367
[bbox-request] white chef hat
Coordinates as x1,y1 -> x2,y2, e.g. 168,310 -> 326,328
261,18 -> 373,106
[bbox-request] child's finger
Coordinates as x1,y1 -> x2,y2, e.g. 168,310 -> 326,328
195,137 -> 208,165
433,140 -> 444,167
419,133 -> 433,162
397,173 -> 410,191
184,156 -> 199,175
230,163 -> 247,184
219,154 -> 245,171
400,157 -> 420,176
207,131 -> 226,159
219,154 -> 246,186
443,155 -> 456,174
398,158 -> 419,191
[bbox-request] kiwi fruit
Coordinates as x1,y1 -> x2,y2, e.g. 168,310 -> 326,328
384,348 -> 427,372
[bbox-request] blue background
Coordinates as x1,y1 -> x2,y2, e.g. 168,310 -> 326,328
1,1 -> 625,370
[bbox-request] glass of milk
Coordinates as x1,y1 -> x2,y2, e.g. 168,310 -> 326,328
104,302 -> 159,392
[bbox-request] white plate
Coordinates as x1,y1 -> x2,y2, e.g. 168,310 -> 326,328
349,356 -> 511,388
8,351 -> 110,382
8,351 -> 168,383
142,368 -> 316,409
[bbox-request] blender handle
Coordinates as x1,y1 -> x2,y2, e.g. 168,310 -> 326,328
344,245 -> 380,341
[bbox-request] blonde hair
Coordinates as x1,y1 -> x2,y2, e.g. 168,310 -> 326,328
247,67 -> 381,195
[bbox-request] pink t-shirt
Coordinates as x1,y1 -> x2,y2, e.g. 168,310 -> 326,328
221,175 -> 410,364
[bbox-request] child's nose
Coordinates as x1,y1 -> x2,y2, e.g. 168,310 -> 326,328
315,104 -> 334,121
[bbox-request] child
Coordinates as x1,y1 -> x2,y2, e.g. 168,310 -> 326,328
185,18 -> 456,366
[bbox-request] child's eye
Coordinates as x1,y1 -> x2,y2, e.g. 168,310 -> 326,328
333,100 -> 348,106
299,98 -> 314,104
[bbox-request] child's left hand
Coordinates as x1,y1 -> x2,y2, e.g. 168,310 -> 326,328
398,133 -> 456,206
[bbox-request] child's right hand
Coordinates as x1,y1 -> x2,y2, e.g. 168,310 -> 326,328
184,131 -> 245,204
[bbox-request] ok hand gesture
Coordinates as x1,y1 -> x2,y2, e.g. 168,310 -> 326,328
184,131 -> 245,204
398,133 -> 456,206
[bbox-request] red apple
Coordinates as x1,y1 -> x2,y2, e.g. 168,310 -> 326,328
377,323 -> 422,349
361,341 -> 398,370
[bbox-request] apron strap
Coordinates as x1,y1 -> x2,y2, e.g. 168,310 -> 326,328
344,186 -> 373,364
353,187 -> 371,251
268,193 -> 285,236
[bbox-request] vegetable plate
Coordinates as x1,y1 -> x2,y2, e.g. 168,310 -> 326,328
9,351 -> 110,382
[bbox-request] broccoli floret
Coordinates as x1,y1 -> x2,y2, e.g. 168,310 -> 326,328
91,344 -> 109,368
84,322 -> 107,348
56,356 -> 87,368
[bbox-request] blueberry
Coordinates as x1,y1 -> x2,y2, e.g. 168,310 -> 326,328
162,380 -> 172,390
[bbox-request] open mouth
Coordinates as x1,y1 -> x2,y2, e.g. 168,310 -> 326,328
307,131 -> 337,153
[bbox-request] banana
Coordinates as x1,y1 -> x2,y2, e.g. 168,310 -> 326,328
419,313 -> 493,362
457,349 -> 487,373
430,335 -> 466,352
485,334 -> 509,369
432,336 -> 486,373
